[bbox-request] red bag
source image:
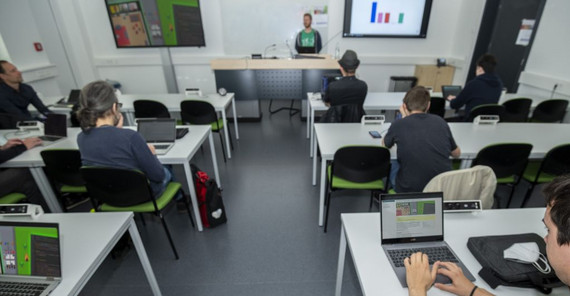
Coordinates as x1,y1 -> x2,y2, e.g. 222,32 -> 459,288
192,167 -> 211,227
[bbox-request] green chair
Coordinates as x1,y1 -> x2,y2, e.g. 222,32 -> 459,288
41,149 -> 88,210
501,98 -> 532,122
324,146 -> 391,233
80,167 -> 194,260
521,144 -> 570,207
0,193 -> 26,204
530,99 -> 569,123
466,104 -> 505,122
180,100 -> 233,162
471,143 -> 532,208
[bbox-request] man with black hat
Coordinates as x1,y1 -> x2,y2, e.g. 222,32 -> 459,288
323,50 -> 368,109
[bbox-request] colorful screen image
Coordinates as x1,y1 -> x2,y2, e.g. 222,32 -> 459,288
0,222 -> 60,277
105,0 -> 205,47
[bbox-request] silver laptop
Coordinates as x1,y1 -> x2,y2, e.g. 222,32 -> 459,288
442,85 -> 462,100
39,114 -> 67,146
380,192 -> 475,287
0,221 -> 61,296
137,118 -> 176,155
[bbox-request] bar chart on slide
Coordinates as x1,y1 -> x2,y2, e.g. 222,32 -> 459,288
370,2 -> 405,24
348,0 -> 427,36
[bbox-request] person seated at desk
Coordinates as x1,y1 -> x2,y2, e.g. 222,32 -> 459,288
447,54 -> 503,121
76,81 -> 185,208
0,137 -> 47,210
295,13 -> 322,54
0,60 -> 52,121
405,175 -> 570,296
383,86 -> 461,192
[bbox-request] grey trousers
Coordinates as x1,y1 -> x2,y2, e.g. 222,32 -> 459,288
0,168 -> 49,212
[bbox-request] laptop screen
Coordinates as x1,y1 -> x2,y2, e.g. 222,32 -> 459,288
442,85 -> 462,99
67,89 -> 81,104
44,114 -> 67,137
0,221 -> 61,278
137,118 -> 176,143
381,192 -> 444,244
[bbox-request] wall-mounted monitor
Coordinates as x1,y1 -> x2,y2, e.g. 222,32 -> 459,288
343,0 -> 433,38
105,0 -> 205,48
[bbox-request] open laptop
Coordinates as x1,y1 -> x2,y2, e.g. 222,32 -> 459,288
54,89 -> 81,108
39,114 -> 67,145
0,221 -> 61,296
137,118 -> 176,155
442,85 -> 462,100
380,192 -> 475,287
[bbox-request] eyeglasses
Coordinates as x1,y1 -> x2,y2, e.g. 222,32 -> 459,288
116,102 -> 123,109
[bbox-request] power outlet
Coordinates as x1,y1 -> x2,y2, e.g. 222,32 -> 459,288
443,200 -> 482,213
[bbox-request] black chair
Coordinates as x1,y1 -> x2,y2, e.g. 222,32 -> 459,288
80,167 -> 194,260
501,98 -> 532,122
134,100 -> 171,119
466,104 -> 505,122
428,97 -> 446,118
471,143 -> 532,208
180,100 -> 233,162
324,146 -> 391,233
521,144 -> 570,207
530,99 -> 569,123
319,104 -> 365,123
0,113 -> 19,129
40,149 -> 88,211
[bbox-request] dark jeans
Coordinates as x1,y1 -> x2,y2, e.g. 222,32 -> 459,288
0,168 -> 49,212
149,166 -> 183,201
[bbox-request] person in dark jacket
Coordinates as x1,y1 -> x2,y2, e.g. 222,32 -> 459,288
0,61 -> 52,121
295,13 -> 322,54
0,136 -> 46,210
447,54 -> 503,120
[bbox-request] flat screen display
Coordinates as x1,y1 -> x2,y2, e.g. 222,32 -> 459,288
105,0 -> 205,47
343,0 -> 433,38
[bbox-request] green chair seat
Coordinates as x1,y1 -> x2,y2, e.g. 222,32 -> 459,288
210,118 -> 224,131
101,182 -> 181,212
452,159 -> 462,170
0,193 -> 26,204
60,185 -> 88,194
388,188 -> 397,194
328,166 -> 385,190
523,161 -> 556,184
496,176 -> 516,184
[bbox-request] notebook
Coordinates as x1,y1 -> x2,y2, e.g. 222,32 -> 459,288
38,114 -> 67,145
442,85 -> 462,100
380,192 -> 475,287
137,118 -> 176,155
0,221 -> 61,296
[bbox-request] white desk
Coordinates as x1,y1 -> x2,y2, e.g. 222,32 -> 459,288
313,123 -> 570,226
0,212 -> 162,295
42,93 -> 238,159
0,126 -> 219,231
335,209 -> 568,296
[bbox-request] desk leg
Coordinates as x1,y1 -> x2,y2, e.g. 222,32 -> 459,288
319,159 -> 326,226
128,220 -> 163,296
310,108 -> 315,158
221,110 -> 232,159
306,99 -> 310,139
312,135 -> 318,186
231,97 -> 239,140
208,131 -> 222,188
335,224 -> 347,296
183,162 -> 203,232
29,167 -> 63,213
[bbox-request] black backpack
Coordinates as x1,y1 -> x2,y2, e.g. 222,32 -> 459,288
191,164 -> 227,228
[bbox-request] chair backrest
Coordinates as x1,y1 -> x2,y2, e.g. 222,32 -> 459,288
531,99 -> 569,123
428,97 -> 446,118
423,165 -> 496,209
40,149 -> 85,187
320,104 -> 365,123
331,146 -> 391,184
540,144 -> 570,177
133,100 -> 171,119
472,143 -> 533,179
180,100 -> 217,125
80,167 -> 155,207
467,104 -> 505,122
0,113 -> 19,129
501,98 -> 532,122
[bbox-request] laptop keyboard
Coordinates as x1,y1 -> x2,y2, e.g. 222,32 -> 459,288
0,282 -> 49,296
388,246 -> 459,267
153,145 -> 171,150
38,135 -> 61,142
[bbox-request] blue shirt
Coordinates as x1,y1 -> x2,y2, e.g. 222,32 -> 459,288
0,82 -> 51,120
77,126 -> 165,191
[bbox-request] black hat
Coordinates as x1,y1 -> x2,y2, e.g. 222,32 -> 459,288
338,50 -> 360,71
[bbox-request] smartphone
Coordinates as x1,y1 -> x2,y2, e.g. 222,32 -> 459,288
369,131 -> 382,139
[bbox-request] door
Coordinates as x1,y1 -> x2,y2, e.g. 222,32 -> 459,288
467,0 -> 546,93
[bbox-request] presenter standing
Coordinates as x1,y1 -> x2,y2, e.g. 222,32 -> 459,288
295,13 -> 322,54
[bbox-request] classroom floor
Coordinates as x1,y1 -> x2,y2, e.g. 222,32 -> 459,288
78,101 -> 546,296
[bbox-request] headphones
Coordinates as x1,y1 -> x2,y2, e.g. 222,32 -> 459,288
217,87 -> 227,96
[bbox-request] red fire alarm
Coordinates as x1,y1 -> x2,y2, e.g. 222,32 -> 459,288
34,42 -> 43,52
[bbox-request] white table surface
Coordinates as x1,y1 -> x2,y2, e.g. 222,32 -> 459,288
0,126 -> 219,231
0,212 -> 162,296
313,122 -> 570,226
336,209 -> 568,296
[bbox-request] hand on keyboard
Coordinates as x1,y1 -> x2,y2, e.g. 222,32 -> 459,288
404,252 -> 439,296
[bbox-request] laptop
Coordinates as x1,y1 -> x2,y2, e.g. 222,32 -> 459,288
137,118 -> 176,155
54,89 -> 81,107
297,46 -> 316,54
380,192 -> 475,287
442,85 -> 462,100
38,114 -> 67,145
0,221 -> 61,296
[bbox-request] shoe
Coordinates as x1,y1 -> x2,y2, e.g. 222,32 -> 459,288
176,195 -> 189,213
